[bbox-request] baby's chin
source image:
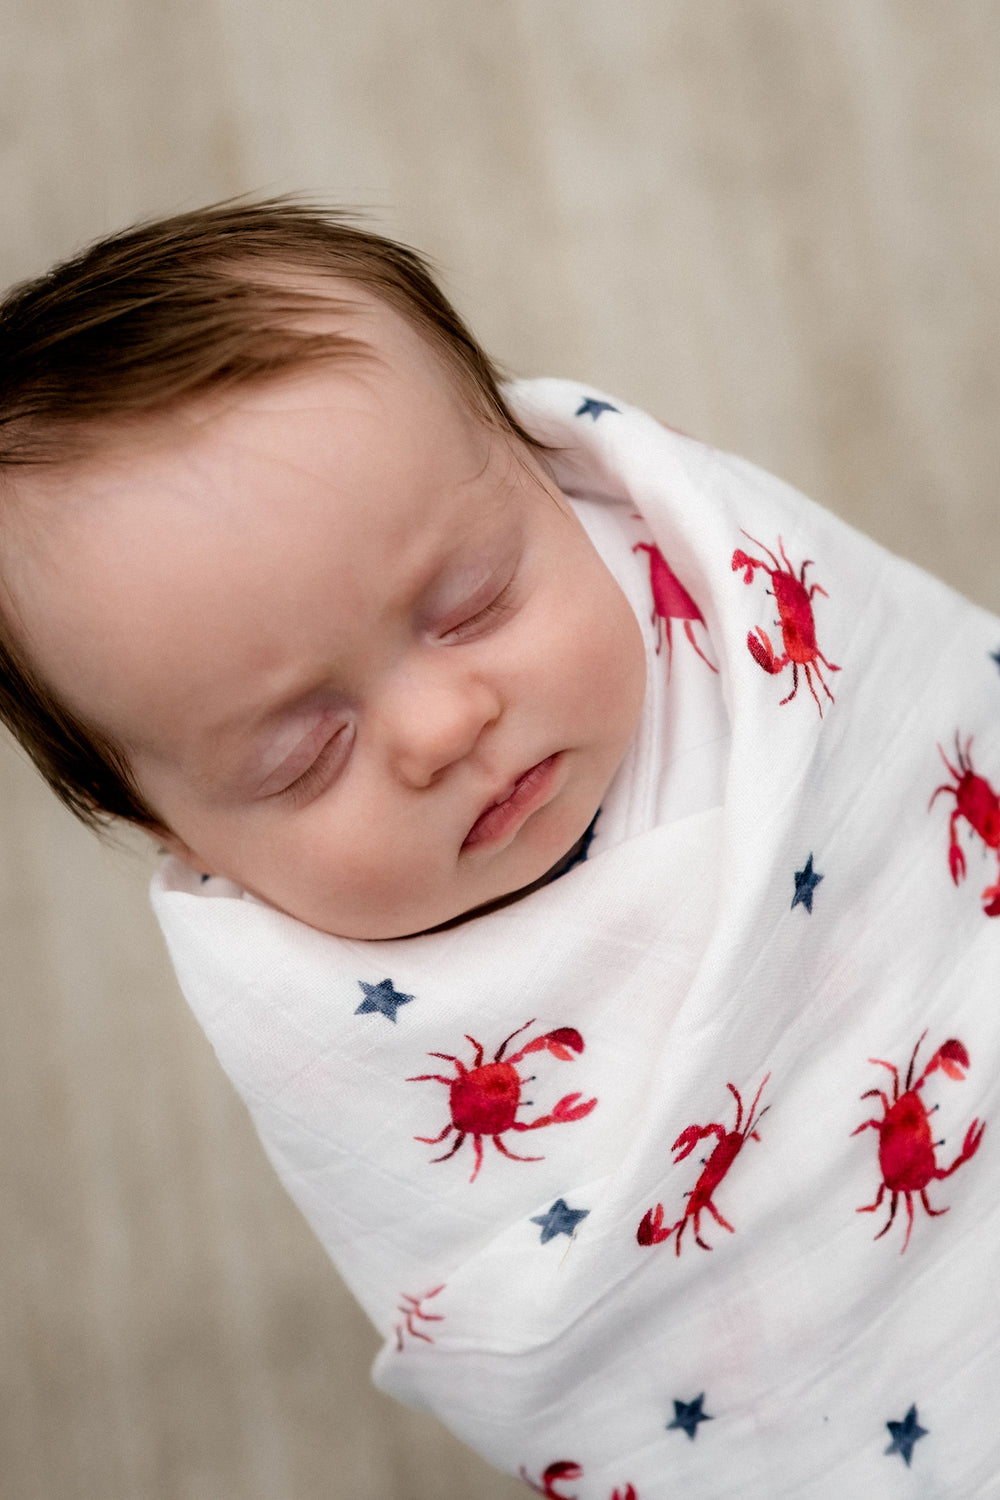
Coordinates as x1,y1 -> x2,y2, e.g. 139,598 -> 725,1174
396,820 -> 597,938
247,814 -> 600,941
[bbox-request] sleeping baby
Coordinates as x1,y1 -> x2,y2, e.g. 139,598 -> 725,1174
1,200 -> 996,1498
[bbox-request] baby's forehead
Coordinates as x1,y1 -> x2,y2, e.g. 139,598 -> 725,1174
9,326 -> 507,551
1,288 -> 518,615
8,269 -> 458,472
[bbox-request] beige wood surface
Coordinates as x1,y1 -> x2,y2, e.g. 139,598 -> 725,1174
2,4 -> 999,1497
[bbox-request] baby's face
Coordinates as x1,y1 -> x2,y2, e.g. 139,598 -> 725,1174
7,291 -> 645,937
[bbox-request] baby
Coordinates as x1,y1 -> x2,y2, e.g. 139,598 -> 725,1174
2,201 -> 998,1499
0,201 -> 644,938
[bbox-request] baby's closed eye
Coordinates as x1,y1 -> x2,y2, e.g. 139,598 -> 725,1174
438,575 -> 520,643
276,723 -> 356,805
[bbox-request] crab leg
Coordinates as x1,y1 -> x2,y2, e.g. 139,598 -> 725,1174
857,1181 -> 887,1215
704,1200 -> 735,1233
493,1136 -> 543,1164
873,1191 -> 898,1241
919,1188 -> 948,1218
429,1130 -> 465,1164
900,1193 -> 916,1253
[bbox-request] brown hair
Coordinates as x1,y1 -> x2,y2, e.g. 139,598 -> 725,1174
0,197 -> 541,834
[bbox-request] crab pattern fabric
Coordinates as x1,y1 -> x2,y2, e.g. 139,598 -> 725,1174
408,1022 -> 597,1183
637,1076 -> 770,1254
930,734 -> 1000,915
631,540 -> 717,675
732,532 -> 840,714
152,380 -> 1000,1498
852,1032 -> 985,1251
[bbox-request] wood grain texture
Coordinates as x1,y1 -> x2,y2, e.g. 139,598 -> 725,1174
2,3 -> 999,1496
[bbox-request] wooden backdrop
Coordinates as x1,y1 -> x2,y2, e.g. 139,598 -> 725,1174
2,4 -> 999,1496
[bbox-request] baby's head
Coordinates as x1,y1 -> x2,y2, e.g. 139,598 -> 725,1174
0,201 -> 645,938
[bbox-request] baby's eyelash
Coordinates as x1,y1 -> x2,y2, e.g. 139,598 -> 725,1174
281,724 -> 354,805
445,580 -> 517,640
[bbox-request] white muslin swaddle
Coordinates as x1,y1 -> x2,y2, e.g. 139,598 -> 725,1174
152,381 -> 1000,1498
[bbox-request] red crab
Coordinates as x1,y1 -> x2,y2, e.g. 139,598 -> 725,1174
637,1075 -> 770,1254
731,531 -> 840,714
519,1460 -> 636,1500
632,541 -> 717,675
394,1284 -> 445,1351
853,1031 -> 985,1252
929,734 -> 1000,916
408,1020 -> 597,1183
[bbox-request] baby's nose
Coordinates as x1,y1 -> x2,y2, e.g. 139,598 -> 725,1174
384,663 -> 501,787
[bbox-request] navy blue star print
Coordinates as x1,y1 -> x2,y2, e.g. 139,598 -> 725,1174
355,978 -> 414,1022
991,646 -> 1000,676
530,1198 -> 590,1244
576,397 -> 620,421
885,1405 -> 928,1467
791,854 -> 823,913
667,1393 -> 713,1440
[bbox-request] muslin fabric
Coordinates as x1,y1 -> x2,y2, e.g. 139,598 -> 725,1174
152,381 -> 1000,1497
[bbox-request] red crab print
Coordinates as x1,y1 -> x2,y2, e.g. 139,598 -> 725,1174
519,1460 -> 637,1500
929,734 -> 1000,916
632,541 -> 717,675
394,1284 -> 445,1351
638,1075 -> 770,1254
731,531 -> 840,714
853,1031 -> 985,1252
408,1020 -> 597,1183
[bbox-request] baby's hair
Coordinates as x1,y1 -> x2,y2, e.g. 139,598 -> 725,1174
0,197 -> 541,834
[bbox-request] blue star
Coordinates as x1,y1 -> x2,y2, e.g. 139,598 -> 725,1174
575,397 -> 620,421
355,978 -> 414,1022
990,646 -> 1000,676
667,1393 -> 713,1440
885,1404 -> 928,1467
791,853 -> 823,913
530,1198 -> 590,1244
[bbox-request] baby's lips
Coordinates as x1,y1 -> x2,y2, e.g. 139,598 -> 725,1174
461,754 -> 559,850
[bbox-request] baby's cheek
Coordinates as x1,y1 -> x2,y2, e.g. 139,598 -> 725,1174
318,823 -> 457,931
574,580 -> 645,712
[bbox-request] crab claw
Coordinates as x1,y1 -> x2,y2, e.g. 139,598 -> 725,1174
983,886 -> 1000,917
550,1091 -> 597,1123
935,1116 -> 986,1181
637,1203 -> 670,1246
930,1038 -> 971,1080
517,1027 -> 585,1062
746,627 -> 783,675
542,1460 -> 583,1498
671,1124 -> 705,1162
731,548 -> 757,584
612,1487 -> 638,1500
961,1116 -> 986,1162
519,1460 -> 582,1498
949,841 -> 967,884
513,1092 -> 596,1132
543,1026 -> 585,1059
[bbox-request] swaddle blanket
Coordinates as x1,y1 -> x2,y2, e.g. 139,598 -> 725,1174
152,380 -> 1000,1499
